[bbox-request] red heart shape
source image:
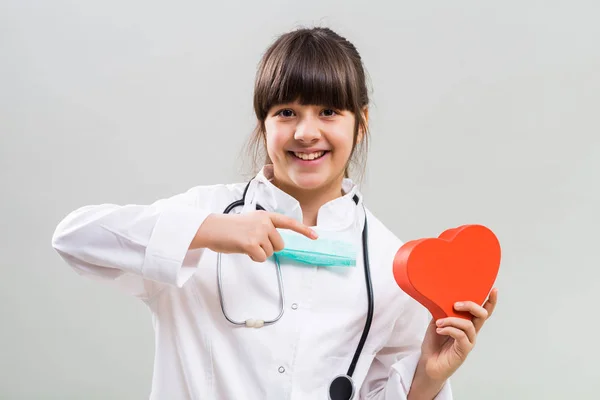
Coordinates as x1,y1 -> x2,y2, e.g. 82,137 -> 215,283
393,224 -> 501,320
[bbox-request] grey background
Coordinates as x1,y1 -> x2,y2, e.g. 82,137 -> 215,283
2,1 -> 599,399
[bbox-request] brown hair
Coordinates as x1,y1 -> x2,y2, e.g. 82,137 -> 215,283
245,26 -> 371,181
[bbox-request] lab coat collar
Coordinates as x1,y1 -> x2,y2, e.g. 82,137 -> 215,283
242,165 -> 363,230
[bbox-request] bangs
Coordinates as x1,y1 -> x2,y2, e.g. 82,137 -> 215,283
254,34 -> 363,119
247,27 -> 370,181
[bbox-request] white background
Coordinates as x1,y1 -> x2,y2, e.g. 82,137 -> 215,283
1,1 -> 599,398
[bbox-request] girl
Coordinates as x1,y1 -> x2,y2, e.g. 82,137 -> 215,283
52,27 -> 497,400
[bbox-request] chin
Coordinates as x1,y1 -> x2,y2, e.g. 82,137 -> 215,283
288,171 -> 333,191
292,178 -> 326,190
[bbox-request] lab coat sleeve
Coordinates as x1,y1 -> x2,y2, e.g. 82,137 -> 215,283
359,297 -> 453,399
51,186 -> 212,300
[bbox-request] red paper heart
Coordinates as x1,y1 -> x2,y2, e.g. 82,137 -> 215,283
393,224 -> 501,320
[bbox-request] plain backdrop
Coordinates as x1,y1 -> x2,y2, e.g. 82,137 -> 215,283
2,1 -> 599,399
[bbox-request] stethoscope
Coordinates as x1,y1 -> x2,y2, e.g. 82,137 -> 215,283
216,179 -> 374,400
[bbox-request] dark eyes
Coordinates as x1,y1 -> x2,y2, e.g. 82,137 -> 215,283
274,108 -> 339,118
279,109 -> 295,118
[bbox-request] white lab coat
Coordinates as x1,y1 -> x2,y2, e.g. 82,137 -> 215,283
51,166 -> 453,400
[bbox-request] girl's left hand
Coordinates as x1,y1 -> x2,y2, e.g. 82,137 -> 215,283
419,288 -> 498,382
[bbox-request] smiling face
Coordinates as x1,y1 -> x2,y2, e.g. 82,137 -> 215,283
250,27 -> 370,203
264,102 -> 359,193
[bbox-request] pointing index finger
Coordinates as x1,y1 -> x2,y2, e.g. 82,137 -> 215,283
268,213 -> 318,239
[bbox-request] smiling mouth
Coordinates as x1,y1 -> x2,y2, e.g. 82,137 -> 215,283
290,151 -> 329,161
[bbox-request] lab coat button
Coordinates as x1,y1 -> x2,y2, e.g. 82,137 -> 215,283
291,303 -> 298,310
278,366 -> 285,373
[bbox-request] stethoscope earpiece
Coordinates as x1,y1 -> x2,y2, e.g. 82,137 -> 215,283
329,375 -> 355,400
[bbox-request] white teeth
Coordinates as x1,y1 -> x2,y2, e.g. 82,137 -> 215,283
293,151 -> 325,160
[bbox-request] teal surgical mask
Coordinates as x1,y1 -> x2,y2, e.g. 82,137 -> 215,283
274,228 -> 358,267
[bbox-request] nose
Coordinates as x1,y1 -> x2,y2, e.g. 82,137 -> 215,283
294,115 -> 321,143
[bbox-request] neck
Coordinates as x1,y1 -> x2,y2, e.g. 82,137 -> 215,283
274,176 -> 345,227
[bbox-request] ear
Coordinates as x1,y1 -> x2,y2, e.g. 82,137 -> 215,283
357,107 -> 369,144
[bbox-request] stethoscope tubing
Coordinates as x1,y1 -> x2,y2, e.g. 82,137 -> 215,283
215,179 -> 373,400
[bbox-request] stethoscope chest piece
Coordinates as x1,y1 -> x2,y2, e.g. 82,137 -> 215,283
329,375 -> 355,400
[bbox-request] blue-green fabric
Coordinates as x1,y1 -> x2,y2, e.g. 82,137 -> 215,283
274,228 -> 357,267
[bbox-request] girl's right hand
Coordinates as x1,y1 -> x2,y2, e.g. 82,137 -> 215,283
192,211 -> 318,262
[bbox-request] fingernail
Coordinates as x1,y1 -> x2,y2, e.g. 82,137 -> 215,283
311,230 -> 319,239
436,319 -> 444,326
455,302 -> 464,308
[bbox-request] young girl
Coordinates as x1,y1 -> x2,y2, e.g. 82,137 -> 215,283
52,27 -> 497,400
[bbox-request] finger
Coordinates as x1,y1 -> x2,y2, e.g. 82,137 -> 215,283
435,326 -> 473,357
268,228 -> 285,252
247,246 -> 268,263
484,288 -> 499,318
260,238 -> 274,258
463,288 -> 499,332
454,301 -> 488,319
269,213 -> 318,239
454,301 -> 488,333
436,317 -> 477,344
